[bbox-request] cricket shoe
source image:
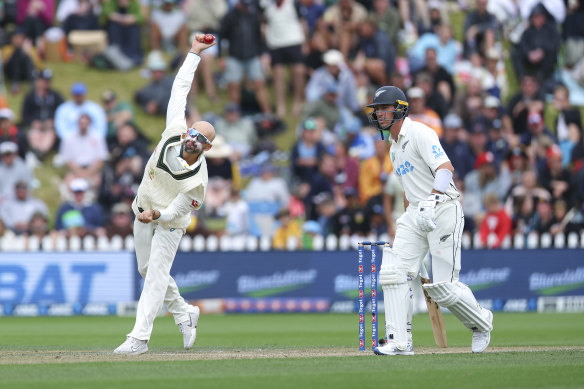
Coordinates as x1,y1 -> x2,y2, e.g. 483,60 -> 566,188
472,309 -> 493,353
113,336 -> 148,355
178,306 -> 200,350
373,341 -> 414,356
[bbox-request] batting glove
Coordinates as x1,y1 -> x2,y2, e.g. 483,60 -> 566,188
416,194 -> 447,232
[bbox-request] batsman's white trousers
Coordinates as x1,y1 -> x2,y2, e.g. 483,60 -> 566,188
129,219 -> 194,341
391,200 -> 465,282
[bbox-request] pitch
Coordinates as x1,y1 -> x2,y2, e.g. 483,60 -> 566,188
0,313 -> 583,388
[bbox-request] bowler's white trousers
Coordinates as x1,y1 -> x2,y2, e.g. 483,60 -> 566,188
391,200 -> 465,282
129,218 -> 195,341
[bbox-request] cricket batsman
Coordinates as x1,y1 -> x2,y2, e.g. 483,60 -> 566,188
367,86 -> 493,355
114,34 -> 217,355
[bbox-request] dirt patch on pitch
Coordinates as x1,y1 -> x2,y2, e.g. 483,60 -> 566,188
0,346 -> 582,365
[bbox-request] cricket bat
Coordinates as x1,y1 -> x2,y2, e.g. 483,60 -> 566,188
420,273 -> 447,348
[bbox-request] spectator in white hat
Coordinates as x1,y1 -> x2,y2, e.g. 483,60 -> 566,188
306,50 -> 359,112
55,178 -> 106,237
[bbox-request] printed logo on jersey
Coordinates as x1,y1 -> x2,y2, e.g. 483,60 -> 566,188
402,140 -> 410,151
432,145 -> 445,159
395,161 -> 414,177
390,152 -> 396,163
192,200 -> 199,208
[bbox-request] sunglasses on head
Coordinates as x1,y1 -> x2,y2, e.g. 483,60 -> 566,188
186,128 -> 210,144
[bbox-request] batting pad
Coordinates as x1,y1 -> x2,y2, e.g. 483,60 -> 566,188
423,281 -> 493,332
380,267 -> 410,349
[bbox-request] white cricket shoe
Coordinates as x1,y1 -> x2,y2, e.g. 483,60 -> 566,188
178,306 -> 200,350
472,309 -> 493,353
373,341 -> 414,356
113,336 -> 148,355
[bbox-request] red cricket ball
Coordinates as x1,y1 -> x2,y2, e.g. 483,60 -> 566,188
203,34 -> 215,44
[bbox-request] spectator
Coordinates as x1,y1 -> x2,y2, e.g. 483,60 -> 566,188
298,0 -> 326,38
291,118 -> 326,182
62,0 -> 99,36
505,169 -> 551,222
150,0 -> 188,54
21,69 -> 64,127
454,76 -> 484,128
245,163 -> 290,209
105,202 -> 134,238
272,208 -> 302,249
306,49 -> 360,112
222,188 -> 250,236
214,103 -> 258,159
552,84 -> 582,166
520,111 -> 555,147
365,202 -> 387,236
359,139 -> 391,205
332,140 -> 359,193
531,197 -> 555,235
219,0 -> 272,114
26,119 -> 57,163
463,0 -> 498,57
441,113 -> 467,174
0,181 -> 48,235
418,48 -> 455,108
58,113 -> 109,188
505,146 -> 530,192
370,0 -> 400,50
313,192 -> 336,236
486,117 -> 509,168
301,220 -> 322,249
480,47 -> 507,98
512,3 -> 561,83
332,187 -> 367,236
538,145 -> 572,207
2,28 -> 36,94
463,151 -> 510,231
101,0 -> 144,66
261,0 -> 306,118
479,192 -> 512,248
407,86 -> 443,137
318,0 -> 367,58
16,0 -> 55,44
0,142 -> 33,201
506,74 -> 545,135
550,199 -> 584,236
27,211 -> 50,242
55,178 -> 106,237
341,115 -> 375,161
0,109 -> 27,156
304,153 -> 337,219
204,136 -> 236,218
55,82 -> 108,139
457,120 -> 489,180
351,16 -> 396,86
301,82 -> 340,132
134,53 -> 173,116
183,0 -> 227,102
382,171 -> 404,238
409,24 -> 460,75
107,121 -> 149,183
101,89 -> 135,144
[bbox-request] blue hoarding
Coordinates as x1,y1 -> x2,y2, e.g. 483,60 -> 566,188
144,249 -> 584,305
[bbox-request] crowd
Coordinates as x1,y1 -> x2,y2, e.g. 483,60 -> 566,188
1,0 -> 584,250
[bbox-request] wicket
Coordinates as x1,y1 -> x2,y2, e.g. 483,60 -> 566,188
358,241 -> 389,351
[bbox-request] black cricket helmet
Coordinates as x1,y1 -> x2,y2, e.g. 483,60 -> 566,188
367,86 -> 409,135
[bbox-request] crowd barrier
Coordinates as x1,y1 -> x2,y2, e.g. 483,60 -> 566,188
1,249 -> 583,316
2,231 -> 584,252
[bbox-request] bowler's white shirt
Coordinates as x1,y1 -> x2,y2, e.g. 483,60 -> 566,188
389,117 -> 460,206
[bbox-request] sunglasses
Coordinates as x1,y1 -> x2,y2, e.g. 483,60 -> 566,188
186,129 -> 210,145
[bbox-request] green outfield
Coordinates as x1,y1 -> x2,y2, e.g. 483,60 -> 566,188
1,313 -> 583,389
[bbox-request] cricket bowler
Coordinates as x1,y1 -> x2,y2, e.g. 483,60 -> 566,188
367,86 -> 493,355
114,34 -> 217,355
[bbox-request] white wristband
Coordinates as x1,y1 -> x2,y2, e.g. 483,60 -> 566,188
433,169 -> 453,193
